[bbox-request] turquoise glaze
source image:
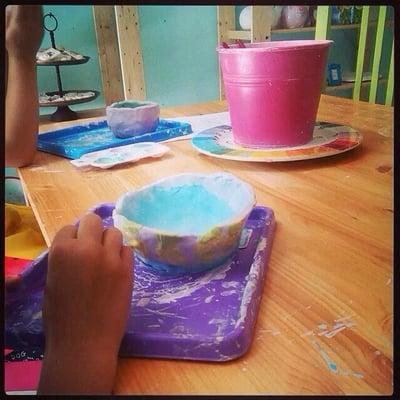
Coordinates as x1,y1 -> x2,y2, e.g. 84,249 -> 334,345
124,184 -> 233,235
113,172 -> 256,274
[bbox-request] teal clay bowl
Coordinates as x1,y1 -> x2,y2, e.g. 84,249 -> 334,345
106,100 -> 160,138
113,172 -> 256,274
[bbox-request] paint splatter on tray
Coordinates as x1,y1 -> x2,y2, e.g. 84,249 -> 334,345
5,204 -> 276,362
38,119 -> 192,159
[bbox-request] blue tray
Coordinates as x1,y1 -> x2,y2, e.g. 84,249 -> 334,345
37,119 -> 192,159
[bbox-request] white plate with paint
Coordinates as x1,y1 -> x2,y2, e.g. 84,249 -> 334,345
70,142 -> 169,169
191,123 -> 362,162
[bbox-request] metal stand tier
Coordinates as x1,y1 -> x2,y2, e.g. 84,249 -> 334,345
37,13 -> 98,122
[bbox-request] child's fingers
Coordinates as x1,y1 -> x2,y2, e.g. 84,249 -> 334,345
121,245 -> 134,271
121,245 -> 134,292
52,224 -> 77,242
77,213 -> 103,243
5,6 -> 13,28
102,227 -> 123,252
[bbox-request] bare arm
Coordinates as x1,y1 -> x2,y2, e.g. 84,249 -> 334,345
5,6 -> 43,167
39,345 -> 119,394
38,214 -> 133,394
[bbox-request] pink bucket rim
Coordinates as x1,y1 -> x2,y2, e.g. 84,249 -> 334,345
217,40 -> 333,53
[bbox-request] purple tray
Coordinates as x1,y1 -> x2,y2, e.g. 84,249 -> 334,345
5,204 -> 275,362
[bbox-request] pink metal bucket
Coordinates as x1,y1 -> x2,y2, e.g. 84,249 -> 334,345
217,40 -> 333,147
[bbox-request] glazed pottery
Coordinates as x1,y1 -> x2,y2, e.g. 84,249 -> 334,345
239,6 -> 251,30
113,172 -> 256,274
281,6 -> 309,29
272,6 -> 284,29
106,100 -> 160,138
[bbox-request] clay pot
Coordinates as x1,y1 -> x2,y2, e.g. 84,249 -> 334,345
113,172 -> 256,274
281,6 -> 310,29
106,100 -> 159,138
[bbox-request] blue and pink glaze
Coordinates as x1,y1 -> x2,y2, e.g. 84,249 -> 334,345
106,100 -> 160,138
113,172 -> 256,274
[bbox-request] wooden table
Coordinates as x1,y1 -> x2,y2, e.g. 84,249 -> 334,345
20,95 -> 393,395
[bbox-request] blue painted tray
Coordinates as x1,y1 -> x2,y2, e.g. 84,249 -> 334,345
5,204 -> 276,362
37,119 -> 192,159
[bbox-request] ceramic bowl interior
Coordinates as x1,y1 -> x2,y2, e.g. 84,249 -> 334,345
113,172 -> 256,274
110,100 -> 154,109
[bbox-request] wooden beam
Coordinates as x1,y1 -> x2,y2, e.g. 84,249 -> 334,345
353,6 -> 370,101
315,6 -> 331,40
369,6 -> 387,103
385,41 -> 394,106
217,6 -> 235,100
228,30 -> 251,41
315,6 -> 332,93
92,6 -> 124,106
115,6 -> 146,100
251,6 -> 272,42
217,6 -> 235,45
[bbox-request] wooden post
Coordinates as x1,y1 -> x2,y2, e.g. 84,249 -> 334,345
385,41 -> 394,106
92,6 -> 124,106
353,6 -> 370,101
315,6 -> 332,93
115,6 -> 146,100
217,6 -> 235,100
251,6 -> 272,42
369,6 -> 387,103
315,6 -> 331,40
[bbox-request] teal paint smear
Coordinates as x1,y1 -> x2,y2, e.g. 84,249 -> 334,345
95,155 -> 124,164
122,184 -> 234,235
193,136 -> 230,155
312,340 -> 339,374
138,6 -> 219,107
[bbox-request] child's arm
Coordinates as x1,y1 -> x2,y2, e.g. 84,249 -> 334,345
5,6 -> 43,167
38,213 -> 133,394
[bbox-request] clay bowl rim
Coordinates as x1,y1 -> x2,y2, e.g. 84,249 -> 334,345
106,100 -> 160,112
113,172 -> 256,239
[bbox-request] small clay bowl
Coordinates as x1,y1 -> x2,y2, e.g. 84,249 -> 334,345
106,100 -> 160,138
113,172 -> 256,274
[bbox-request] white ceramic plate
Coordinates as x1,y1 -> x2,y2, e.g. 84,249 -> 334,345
70,142 -> 169,169
191,123 -> 362,162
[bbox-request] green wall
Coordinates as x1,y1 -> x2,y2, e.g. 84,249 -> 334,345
38,5 -> 220,114
37,5 -> 393,114
138,6 -> 219,107
38,5 -> 105,115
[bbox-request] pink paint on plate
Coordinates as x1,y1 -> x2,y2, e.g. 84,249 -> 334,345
217,40 -> 333,148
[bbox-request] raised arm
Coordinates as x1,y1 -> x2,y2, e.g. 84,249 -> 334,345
5,5 -> 43,167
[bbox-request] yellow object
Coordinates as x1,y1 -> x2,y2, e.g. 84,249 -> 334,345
5,203 -> 47,260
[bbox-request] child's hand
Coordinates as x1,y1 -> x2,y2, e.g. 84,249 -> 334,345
5,5 -> 43,61
43,212 -> 133,360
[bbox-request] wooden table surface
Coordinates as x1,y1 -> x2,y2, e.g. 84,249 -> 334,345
20,95 -> 393,395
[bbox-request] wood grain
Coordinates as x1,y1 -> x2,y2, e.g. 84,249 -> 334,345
20,95 -> 393,394
92,6 -> 124,106
251,6 -> 272,42
115,6 -> 146,100
216,6 -> 235,100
